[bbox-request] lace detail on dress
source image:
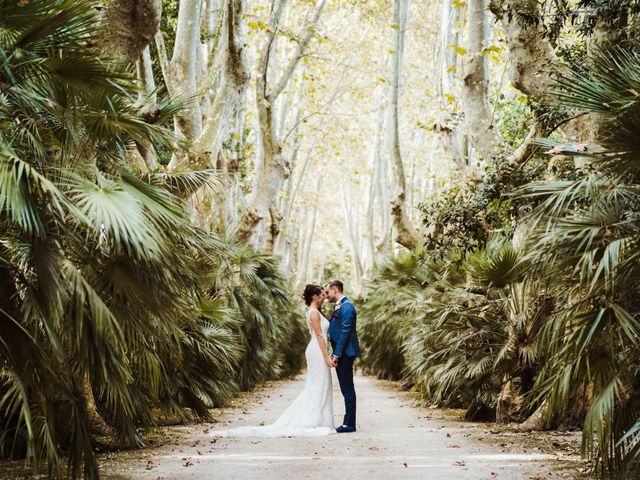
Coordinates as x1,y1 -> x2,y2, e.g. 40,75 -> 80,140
306,308 -> 329,340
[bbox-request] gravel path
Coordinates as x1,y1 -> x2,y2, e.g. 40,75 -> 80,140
99,371 -> 585,480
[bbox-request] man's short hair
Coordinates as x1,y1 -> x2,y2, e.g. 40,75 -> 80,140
327,280 -> 343,292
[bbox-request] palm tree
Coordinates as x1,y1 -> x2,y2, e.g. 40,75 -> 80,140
520,46 -> 640,478
0,2 -> 305,478
359,241 -> 548,421
359,249 -> 437,381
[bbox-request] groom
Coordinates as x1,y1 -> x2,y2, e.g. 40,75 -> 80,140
326,280 -> 361,433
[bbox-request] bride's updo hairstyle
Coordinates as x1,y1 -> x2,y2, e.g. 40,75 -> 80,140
303,284 -> 323,306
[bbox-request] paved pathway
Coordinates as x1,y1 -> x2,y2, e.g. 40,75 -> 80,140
100,372 -> 584,479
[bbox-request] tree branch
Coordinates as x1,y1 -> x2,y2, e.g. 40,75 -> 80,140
267,0 -> 328,101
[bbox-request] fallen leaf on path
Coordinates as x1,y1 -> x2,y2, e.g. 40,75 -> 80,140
403,462 -> 408,468
545,147 -> 563,155
454,459 -> 466,466
574,143 -> 588,152
448,444 -> 461,448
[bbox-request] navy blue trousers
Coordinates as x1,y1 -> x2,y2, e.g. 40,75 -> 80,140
335,355 -> 356,427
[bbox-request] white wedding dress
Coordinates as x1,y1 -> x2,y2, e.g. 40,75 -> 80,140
209,308 -> 335,437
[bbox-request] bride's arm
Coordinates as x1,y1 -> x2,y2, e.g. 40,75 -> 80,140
310,311 -> 333,368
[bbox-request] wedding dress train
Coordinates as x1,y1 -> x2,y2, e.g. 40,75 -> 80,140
209,308 -> 335,437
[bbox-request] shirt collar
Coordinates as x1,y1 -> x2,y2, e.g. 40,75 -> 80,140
337,295 -> 346,305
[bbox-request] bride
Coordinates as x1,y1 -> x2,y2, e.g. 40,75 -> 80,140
209,284 -> 336,437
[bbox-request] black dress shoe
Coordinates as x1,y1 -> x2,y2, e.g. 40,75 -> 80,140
336,425 -> 356,433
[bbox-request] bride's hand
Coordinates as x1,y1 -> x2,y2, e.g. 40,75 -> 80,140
325,358 -> 334,368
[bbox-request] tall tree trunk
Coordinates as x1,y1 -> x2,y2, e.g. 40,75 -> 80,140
366,101 -> 386,274
81,372 -> 113,437
99,0 -> 162,64
434,0 -> 469,172
462,0 -> 501,161
343,184 -> 364,292
135,46 -> 159,171
488,0 -> 558,101
200,0 -> 225,118
388,0 -> 421,250
275,103 -> 303,261
168,0 -> 204,146
170,0 -> 250,172
375,119 -> 392,261
301,174 -> 323,283
235,0 -> 328,250
439,0 -> 460,98
154,31 -> 171,89
295,204 -> 312,287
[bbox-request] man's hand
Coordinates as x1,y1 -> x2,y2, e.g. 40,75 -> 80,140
331,356 -> 339,367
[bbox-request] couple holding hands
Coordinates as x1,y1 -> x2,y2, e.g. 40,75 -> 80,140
210,280 -> 360,437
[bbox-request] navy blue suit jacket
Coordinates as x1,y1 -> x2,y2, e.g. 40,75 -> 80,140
329,297 -> 361,358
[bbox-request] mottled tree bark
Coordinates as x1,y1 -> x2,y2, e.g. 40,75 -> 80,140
388,0 -> 421,250
81,372 -> 113,437
135,46 -> 159,171
170,0 -> 250,172
462,0 -> 501,160
488,0 -> 557,100
99,0 -> 162,64
167,0 -> 204,146
235,0 -> 328,250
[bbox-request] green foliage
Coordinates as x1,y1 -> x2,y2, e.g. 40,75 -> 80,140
490,90 -> 533,148
219,247 -> 307,390
518,45 -> 640,478
542,0 -> 640,46
359,243 -> 547,420
0,2 -> 305,478
418,157 -> 554,257
365,42 -> 640,479
359,250 -> 436,380
494,0 -> 640,48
